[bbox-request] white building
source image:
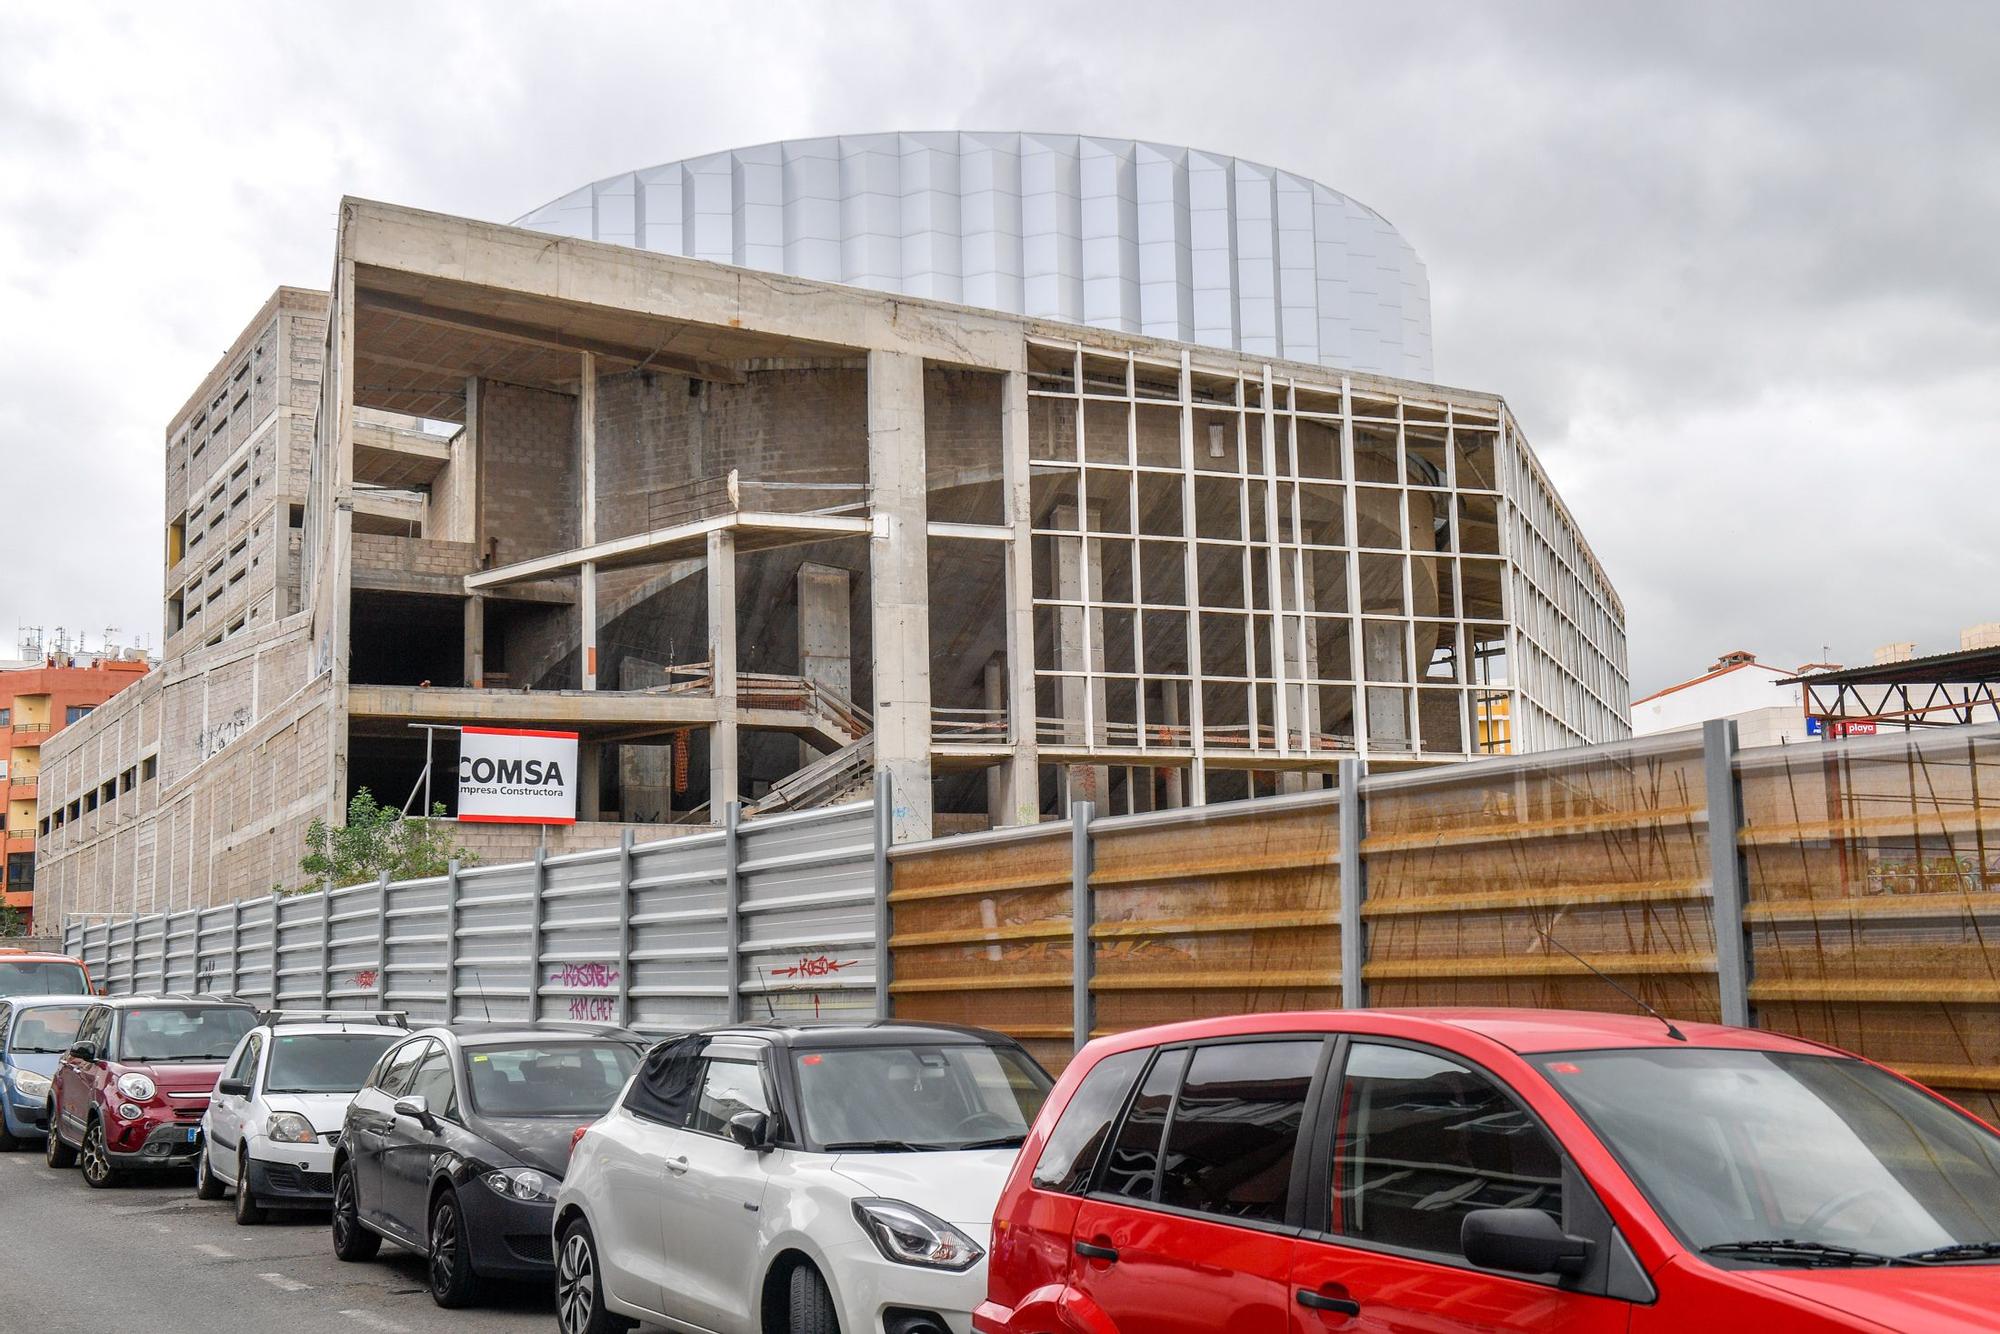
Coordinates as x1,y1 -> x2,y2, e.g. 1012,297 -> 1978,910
1629,650 -> 1812,747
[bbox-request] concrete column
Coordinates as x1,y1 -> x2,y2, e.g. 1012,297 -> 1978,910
1160,683 -> 1185,808
798,562 -> 853,768
707,528 -> 739,810
983,655 -> 1009,822
579,353 -> 599,691
996,370 -> 1041,825
1053,503 -> 1108,807
578,741 -> 603,822
868,349 -> 933,843
463,594 -> 485,688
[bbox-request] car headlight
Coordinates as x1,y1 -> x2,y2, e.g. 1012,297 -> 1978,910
117,1073 -> 157,1102
12,1070 -> 50,1099
482,1167 -> 556,1203
117,1102 -> 145,1121
851,1198 -> 986,1271
265,1112 -> 318,1145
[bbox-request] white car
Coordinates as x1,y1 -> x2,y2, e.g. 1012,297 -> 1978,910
554,1022 -> 1054,1334
197,1011 -> 408,1224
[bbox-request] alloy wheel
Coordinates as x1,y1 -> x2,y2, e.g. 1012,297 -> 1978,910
332,1172 -> 356,1249
557,1230 -> 595,1334
81,1122 -> 112,1187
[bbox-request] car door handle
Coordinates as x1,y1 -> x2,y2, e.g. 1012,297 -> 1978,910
1296,1289 -> 1361,1317
1074,1240 -> 1119,1262
664,1155 -> 689,1176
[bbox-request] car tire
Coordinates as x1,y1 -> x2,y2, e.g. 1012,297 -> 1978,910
426,1188 -> 476,1309
555,1218 -> 635,1334
331,1160 -> 380,1262
787,1262 -> 840,1334
79,1118 -> 120,1189
235,1151 -> 266,1224
44,1109 -> 76,1168
194,1142 -> 225,1200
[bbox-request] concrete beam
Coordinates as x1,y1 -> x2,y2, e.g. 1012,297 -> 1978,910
462,512 -> 870,590
869,349 -> 933,843
348,684 -> 721,730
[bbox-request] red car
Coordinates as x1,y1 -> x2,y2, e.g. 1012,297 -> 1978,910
45,997 -> 257,1187
975,1009 -> 2000,1333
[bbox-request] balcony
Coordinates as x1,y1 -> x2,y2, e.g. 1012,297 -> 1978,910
10,722 -> 50,735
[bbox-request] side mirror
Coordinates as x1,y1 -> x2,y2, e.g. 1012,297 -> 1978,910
216,1078 -> 251,1098
67,1041 -> 97,1063
1462,1208 -> 1593,1278
393,1094 -> 438,1132
726,1110 -> 770,1152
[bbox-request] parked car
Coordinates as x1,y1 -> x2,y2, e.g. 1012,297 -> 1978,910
332,1024 -> 646,1308
196,1010 -> 409,1223
44,995 -> 258,1186
0,996 -> 95,1149
0,947 -> 93,998
554,1021 -> 1054,1334
974,1008 -> 2000,1334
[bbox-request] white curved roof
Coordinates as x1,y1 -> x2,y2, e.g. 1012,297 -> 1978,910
517,132 -> 1432,380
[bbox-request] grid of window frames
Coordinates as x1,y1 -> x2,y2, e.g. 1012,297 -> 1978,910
1020,339 -> 1628,763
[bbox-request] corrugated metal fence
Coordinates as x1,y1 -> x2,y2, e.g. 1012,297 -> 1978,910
65,793 -> 886,1034
890,721 -> 2000,1124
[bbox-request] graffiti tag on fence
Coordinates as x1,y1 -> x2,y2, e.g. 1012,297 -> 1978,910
771,954 -> 859,980
352,969 -> 379,990
567,996 -> 619,1021
548,962 -> 621,988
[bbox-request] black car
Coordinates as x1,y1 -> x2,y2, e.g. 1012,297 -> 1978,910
330,1024 -> 644,1307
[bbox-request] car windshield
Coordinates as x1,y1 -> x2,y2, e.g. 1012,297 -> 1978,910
117,1006 -> 257,1062
464,1042 -> 639,1118
796,1043 -> 1052,1150
265,1032 -> 405,1094
0,961 -> 88,995
7,1005 -> 91,1054
1535,1048 -> 2000,1262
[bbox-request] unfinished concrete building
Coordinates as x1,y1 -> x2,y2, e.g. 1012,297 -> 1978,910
41,151 -> 1629,919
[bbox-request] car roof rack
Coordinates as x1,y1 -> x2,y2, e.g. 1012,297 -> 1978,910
257,1008 -> 410,1028
445,1019 -> 646,1041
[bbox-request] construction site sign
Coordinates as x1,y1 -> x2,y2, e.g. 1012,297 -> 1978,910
458,726 -> 578,824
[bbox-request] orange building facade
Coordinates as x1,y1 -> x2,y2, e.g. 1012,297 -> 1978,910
2,658 -> 151,928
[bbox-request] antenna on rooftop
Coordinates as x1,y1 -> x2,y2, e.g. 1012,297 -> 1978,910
1536,927 -> 1687,1042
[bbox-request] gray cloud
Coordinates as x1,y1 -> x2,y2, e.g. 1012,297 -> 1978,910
2,0 -> 1994,693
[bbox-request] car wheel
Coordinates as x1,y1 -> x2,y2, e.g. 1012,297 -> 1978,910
234,1151 -> 266,1224
787,1262 -> 840,1334
556,1218 -> 635,1334
44,1109 -> 76,1168
80,1118 -> 120,1189
331,1160 -> 380,1261
426,1189 -> 476,1309
194,1142 -> 225,1200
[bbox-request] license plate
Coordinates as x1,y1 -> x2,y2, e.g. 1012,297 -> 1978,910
186,1128 -> 200,1144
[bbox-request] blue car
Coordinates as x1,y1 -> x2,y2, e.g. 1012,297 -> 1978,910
0,996 -> 94,1150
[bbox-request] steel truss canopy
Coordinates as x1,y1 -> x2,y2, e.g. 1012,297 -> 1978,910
1783,647 -> 2000,732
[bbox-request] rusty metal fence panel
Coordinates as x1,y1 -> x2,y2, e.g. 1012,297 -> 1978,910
1737,727 -> 2000,1123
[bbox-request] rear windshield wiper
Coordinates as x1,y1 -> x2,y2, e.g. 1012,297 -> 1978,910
820,1139 -> 931,1153
1903,1240 -> 2000,1263
1703,1239 -> 1917,1268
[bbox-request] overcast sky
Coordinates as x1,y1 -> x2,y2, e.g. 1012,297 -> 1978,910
2,0 -> 1994,695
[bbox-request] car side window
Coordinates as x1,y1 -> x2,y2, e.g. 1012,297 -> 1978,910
1032,1048 -> 1149,1194
408,1046 -> 459,1121
237,1034 -> 265,1088
688,1058 -> 773,1137
1099,1048 -> 1189,1202
1330,1042 -> 1564,1260
79,1007 -> 111,1056
375,1039 -> 430,1098
1158,1040 -> 1320,1225
0,1003 -> 12,1049
624,1035 -> 708,1127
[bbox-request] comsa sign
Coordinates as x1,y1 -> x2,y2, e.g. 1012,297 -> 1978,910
457,726 -> 578,824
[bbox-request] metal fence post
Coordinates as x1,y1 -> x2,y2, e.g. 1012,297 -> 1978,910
228,900 -> 243,998
374,871 -> 391,1012
443,860 -> 461,1023
724,801 -> 743,1024
526,848 -> 547,1025
1338,756 -> 1366,1009
873,768 -> 893,1019
1071,800 -> 1096,1053
616,830 -> 636,1029
1704,718 -> 1752,1028
319,885 -> 337,1008
266,891 -> 284,1008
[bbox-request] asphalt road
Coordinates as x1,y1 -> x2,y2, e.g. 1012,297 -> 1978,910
1,1143 -> 605,1334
